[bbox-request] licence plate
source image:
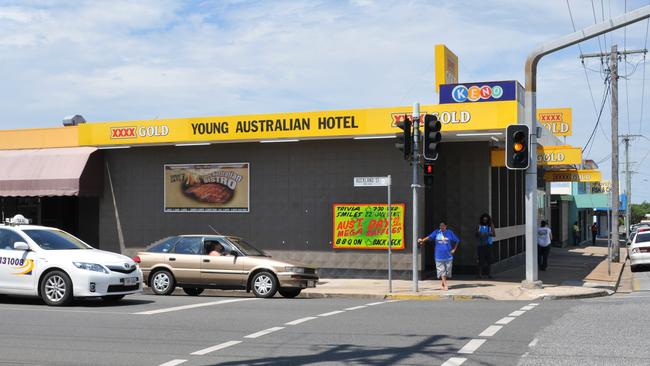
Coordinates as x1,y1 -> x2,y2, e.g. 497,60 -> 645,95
307,280 -> 315,287
123,277 -> 138,286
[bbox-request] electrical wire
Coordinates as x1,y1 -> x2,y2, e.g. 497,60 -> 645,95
583,79 -> 611,155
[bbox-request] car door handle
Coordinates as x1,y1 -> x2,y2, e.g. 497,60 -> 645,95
203,259 -> 210,263
169,257 -> 176,261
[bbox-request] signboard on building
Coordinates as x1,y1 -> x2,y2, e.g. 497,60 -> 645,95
332,204 -> 405,250
164,163 -> 250,212
435,44 -> 459,93
538,108 -> 572,137
491,145 -> 582,167
544,169 -> 601,182
439,80 -> 520,104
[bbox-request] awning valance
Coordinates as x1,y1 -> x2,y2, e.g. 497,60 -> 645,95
0,147 -> 101,197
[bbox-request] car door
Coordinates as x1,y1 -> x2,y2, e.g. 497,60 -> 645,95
200,238 -> 245,288
167,237 -> 203,285
0,228 -> 36,291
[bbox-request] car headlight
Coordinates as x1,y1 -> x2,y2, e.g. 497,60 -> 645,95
285,266 -> 306,274
73,262 -> 109,274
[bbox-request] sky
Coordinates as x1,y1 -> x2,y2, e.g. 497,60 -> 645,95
0,0 -> 649,202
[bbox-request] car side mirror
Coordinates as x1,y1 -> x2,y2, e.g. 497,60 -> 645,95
13,242 -> 29,251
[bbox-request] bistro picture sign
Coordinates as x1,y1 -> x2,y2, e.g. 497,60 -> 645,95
164,163 -> 250,213
332,204 -> 405,250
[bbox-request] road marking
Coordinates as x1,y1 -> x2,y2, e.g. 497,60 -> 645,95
509,310 -> 526,317
529,303 -> 539,306
285,317 -> 317,325
528,338 -> 539,347
158,360 -> 187,366
478,325 -> 503,337
441,357 -> 467,366
191,340 -> 242,356
495,316 -> 515,325
0,307 -> 129,315
244,327 -> 285,339
520,305 -> 535,311
134,298 -> 258,315
345,305 -> 367,310
365,301 -> 385,306
458,339 -> 486,354
318,310 -> 345,317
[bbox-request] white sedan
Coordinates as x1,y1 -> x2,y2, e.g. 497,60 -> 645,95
0,215 -> 142,306
629,231 -> 650,272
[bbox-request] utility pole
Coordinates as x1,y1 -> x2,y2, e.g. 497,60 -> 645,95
523,5 -> 650,286
411,103 -> 420,292
620,134 -> 642,237
581,47 -> 647,262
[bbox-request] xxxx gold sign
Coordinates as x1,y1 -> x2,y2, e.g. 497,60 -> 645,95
543,170 -> 601,182
491,145 -> 582,167
538,108 -> 572,137
78,102 -> 519,147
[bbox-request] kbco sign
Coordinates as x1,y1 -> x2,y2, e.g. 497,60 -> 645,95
439,80 -> 520,104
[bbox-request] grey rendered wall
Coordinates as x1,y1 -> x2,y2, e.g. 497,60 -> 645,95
98,139 -> 415,277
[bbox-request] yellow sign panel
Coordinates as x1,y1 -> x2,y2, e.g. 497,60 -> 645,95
78,101 -> 519,147
435,44 -> 459,93
537,108 -> 572,137
491,145 -> 582,167
544,170 -> 601,182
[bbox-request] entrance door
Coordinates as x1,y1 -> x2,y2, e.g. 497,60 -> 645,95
200,238 -> 245,288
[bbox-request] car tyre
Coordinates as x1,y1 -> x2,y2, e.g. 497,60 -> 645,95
278,288 -> 302,298
40,270 -> 73,306
251,271 -> 278,298
101,295 -> 125,302
151,269 -> 176,295
182,287 -> 204,296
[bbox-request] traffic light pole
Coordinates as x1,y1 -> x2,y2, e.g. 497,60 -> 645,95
412,103 -> 420,292
523,5 -> 650,287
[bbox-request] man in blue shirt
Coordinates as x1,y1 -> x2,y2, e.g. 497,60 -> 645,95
417,220 -> 460,291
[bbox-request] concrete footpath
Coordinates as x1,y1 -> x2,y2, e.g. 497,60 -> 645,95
301,242 -> 627,301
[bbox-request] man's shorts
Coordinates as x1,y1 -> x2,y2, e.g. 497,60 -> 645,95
436,260 -> 453,279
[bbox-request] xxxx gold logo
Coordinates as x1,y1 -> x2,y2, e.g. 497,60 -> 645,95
110,127 -> 137,139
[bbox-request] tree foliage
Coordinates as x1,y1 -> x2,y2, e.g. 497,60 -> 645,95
631,202 -> 650,223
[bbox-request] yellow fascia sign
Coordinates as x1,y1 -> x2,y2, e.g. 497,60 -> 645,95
543,169 -> 601,182
78,101 -> 519,147
537,108 -> 572,137
435,44 -> 459,93
491,145 -> 582,167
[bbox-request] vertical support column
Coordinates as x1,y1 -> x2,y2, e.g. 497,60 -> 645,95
610,45 -> 621,262
523,90 -> 540,287
412,103 -> 420,292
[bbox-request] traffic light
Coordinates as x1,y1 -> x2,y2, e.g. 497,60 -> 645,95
505,124 -> 530,170
423,162 -> 434,177
422,114 -> 441,160
395,115 -> 412,160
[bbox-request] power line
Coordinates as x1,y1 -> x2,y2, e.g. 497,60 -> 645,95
583,78 -> 611,155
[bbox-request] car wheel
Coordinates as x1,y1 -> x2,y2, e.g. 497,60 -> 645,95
151,269 -> 176,295
101,295 -> 125,302
278,288 -> 302,298
40,270 -> 73,306
182,287 -> 204,296
251,271 -> 278,298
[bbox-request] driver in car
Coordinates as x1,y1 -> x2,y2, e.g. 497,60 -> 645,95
206,242 -> 227,256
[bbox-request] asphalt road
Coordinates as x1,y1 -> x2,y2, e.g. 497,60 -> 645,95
0,279 -> 648,366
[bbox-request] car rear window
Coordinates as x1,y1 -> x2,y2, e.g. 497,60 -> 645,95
173,237 -> 203,254
636,233 -> 650,243
147,237 -> 179,253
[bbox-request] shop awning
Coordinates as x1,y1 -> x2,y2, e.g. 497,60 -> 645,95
0,147 -> 101,197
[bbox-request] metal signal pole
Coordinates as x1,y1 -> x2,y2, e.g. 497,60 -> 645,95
412,103 -> 420,292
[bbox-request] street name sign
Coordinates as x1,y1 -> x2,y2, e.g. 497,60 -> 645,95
353,176 -> 390,187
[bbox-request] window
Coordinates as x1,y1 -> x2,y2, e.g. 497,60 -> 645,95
172,237 -> 203,255
636,233 -> 650,243
0,229 -> 26,250
23,229 -> 91,250
147,237 -> 180,253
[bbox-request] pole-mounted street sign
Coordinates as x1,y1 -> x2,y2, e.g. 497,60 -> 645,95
353,176 -> 390,187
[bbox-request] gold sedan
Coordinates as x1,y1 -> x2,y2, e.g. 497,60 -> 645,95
134,235 -> 318,298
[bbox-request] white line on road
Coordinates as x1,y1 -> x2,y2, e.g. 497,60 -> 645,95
520,305 -> 535,311
365,301 -> 385,306
345,305 -> 367,310
134,298 -> 259,315
244,327 -> 285,339
285,317 -> 317,325
158,360 -> 187,366
191,341 -> 242,356
509,310 -> 526,317
458,339 -> 486,354
478,325 -> 503,337
318,310 -> 345,317
529,303 -> 539,306
495,316 -> 515,325
528,338 -> 539,347
441,357 -> 467,366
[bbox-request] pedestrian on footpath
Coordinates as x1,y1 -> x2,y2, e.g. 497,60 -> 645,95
573,221 -> 580,247
538,220 -> 552,271
418,220 -> 460,291
591,222 -> 598,245
475,213 -> 495,279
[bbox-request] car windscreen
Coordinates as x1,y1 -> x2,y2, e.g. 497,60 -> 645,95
23,229 -> 92,250
229,237 -> 267,256
636,233 -> 650,244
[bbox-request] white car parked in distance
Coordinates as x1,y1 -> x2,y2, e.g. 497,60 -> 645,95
0,215 -> 143,306
629,231 -> 650,272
